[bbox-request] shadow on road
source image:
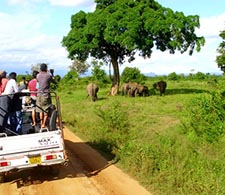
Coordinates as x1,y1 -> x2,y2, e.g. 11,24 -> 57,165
4,139 -> 115,188
65,139 -> 116,177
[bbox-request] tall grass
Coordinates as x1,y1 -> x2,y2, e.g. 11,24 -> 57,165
57,77 -> 225,195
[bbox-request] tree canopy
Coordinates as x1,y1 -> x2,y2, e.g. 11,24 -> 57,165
216,29 -> 225,73
62,0 -> 205,94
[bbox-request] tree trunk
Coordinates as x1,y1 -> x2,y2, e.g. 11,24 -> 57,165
109,56 -> 120,96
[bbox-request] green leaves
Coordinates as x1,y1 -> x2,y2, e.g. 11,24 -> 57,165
62,0 -> 205,86
216,29 -> 225,71
184,92 -> 225,143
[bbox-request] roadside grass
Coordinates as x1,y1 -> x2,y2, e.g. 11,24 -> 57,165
57,78 -> 225,195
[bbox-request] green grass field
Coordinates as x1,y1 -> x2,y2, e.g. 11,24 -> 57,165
57,78 -> 225,195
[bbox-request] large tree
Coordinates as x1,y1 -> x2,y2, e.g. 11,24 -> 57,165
216,29 -> 225,73
62,0 -> 205,94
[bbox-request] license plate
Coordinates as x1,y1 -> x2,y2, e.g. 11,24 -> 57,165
29,156 -> 41,164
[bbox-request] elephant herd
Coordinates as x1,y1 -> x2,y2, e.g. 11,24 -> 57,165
121,81 -> 167,97
121,82 -> 149,97
86,80 -> 167,102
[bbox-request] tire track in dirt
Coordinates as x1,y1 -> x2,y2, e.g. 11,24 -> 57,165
0,127 -> 151,195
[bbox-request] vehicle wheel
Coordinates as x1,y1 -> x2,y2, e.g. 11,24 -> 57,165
0,174 -> 5,183
45,165 -> 61,176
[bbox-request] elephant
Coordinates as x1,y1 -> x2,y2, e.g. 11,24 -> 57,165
122,82 -> 138,97
128,83 -> 139,97
121,82 -> 149,97
121,82 -> 131,96
153,80 -> 167,96
129,83 -> 149,97
86,83 -> 99,102
136,85 -> 149,97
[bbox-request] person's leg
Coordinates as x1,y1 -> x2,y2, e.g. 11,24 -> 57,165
41,96 -> 51,128
16,111 -> 22,134
36,96 -> 43,128
42,113 -> 48,128
31,110 -> 36,126
31,98 -> 36,126
39,112 -> 44,127
9,112 -> 16,132
0,96 -> 10,132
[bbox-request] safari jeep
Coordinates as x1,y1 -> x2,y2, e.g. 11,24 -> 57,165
0,91 -> 67,182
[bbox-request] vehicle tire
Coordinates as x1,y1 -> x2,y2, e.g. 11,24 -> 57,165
50,166 -> 60,176
48,110 -> 57,131
0,174 -> 5,183
45,165 -> 61,176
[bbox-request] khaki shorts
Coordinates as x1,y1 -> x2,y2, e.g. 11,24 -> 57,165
36,95 -> 51,113
30,96 -> 37,111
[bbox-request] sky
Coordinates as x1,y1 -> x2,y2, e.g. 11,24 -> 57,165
0,0 -> 225,77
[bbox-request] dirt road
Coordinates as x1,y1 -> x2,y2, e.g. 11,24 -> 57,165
0,127 -> 151,195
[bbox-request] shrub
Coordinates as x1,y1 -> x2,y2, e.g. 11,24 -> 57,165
193,71 -> 206,80
91,64 -> 111,87
167,72 -> 180,80
121,67 -> 146,84
183,92 -> 225,143
93,101 -> 130,157
58,70 -> 79,90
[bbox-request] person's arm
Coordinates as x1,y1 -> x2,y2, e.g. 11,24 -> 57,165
49,69 -> 56,84
13,80 -> 19,92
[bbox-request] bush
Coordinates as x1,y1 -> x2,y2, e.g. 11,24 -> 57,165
193,71 -> 206,80
121,67 -> 146,84
58,70 -> 79,90
93,101 -> 130,157
183,92 -> 225,143
91,64 -> 111,87
167,72 -> 180,80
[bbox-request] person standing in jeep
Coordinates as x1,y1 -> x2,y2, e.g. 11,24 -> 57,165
28,70 -> 39,127
36,63 -> 55,129
0,71 -> 8,95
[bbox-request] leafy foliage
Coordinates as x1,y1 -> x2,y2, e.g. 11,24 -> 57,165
94,101 -> 130,156
62,0 -> 205,87
183,92 -> 225,143
90,59 -> 111,86
216,29 -> 225,72
167,72 -> 180,80
50,75 -> 61,90
120,67 -> 146,84
58,70 -> 79,90
192,71 -> 206,80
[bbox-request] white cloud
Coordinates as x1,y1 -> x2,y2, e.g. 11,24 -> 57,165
6,0 -> 95,9
7,0 -> 43,5
0,2 -> 224,76
197,12 -> 225,38
49,0 -> 94,7
126,12 -> 225,75
0,10 -> 71,75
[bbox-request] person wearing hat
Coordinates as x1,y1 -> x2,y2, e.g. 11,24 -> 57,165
36,63 -> 55,129
0,70 -> 8,95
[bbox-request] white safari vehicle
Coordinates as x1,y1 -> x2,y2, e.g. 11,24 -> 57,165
0,91 -> 66,182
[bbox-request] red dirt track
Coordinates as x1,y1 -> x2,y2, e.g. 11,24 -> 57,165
0,127 -> 151,195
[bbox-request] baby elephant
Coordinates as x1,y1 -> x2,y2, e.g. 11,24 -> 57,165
86,83 -> 99,102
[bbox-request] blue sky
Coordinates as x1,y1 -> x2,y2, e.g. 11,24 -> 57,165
0,0 -> 225,77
